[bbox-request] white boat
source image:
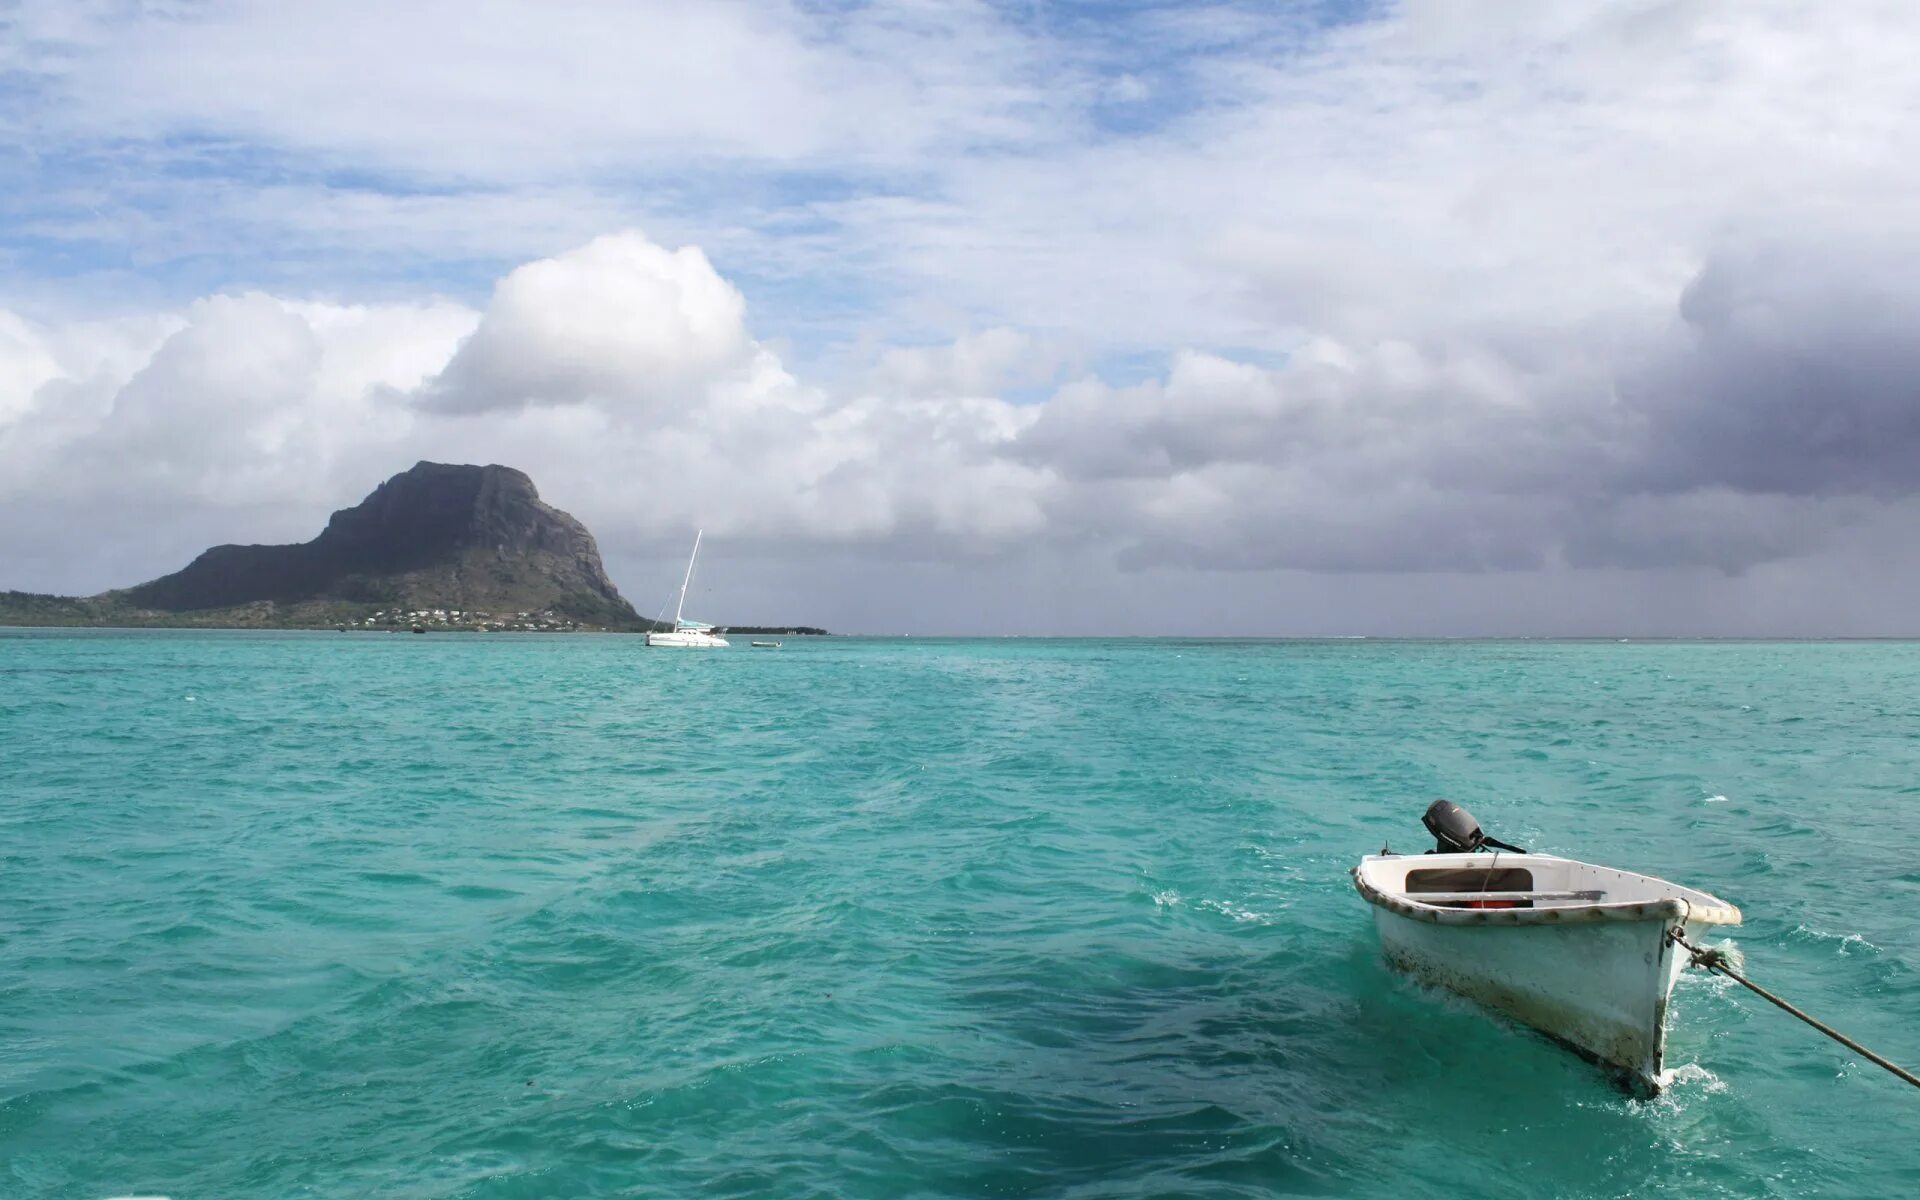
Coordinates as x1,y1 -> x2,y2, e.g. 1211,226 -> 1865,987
646,531 -> 729,649
1354,802 -> 1740,1093
750,640 -> 781,649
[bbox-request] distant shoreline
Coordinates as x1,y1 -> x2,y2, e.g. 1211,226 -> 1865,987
5,625 -> 1916,642
0,619 -> 832,635
0,589 -> 826,635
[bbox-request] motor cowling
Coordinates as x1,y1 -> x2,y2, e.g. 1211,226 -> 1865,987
1423,799 -> 1485,853
1421,799 -> 1527,855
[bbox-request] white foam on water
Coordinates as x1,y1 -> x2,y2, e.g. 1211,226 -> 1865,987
1600,1061 -> 1729,1119
1673,939 -> 1745,993
1704,794 -> 1729,803
1792,924 -> 1879,956
1675,963 -> 1740,995
1666,1062 -> 1727,1092
1654,1062 -> 1729,1108
1151,889 -> 1181,909
1198,897 -> 1264,923
1707,938 -> 1745,972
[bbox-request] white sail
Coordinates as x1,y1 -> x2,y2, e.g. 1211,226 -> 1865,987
673,529 -> 702,626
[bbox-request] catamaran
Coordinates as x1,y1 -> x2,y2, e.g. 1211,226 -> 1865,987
646,530 -> 729,648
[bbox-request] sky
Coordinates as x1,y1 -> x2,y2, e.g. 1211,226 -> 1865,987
4,0 -> 1920,635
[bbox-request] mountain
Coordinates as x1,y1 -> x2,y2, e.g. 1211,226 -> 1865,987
17,462 -> 647,628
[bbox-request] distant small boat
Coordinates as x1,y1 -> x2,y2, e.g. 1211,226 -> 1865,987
750,640 -> 781,649
647,530 -> 729,649
1354,801 -> 1740,1093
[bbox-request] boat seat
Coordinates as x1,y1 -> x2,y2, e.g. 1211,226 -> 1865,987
1406,867 -> 1535,892
1402,890 -> 1606,903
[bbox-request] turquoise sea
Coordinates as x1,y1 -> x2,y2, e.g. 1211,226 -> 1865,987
3,631 -> 1919,1198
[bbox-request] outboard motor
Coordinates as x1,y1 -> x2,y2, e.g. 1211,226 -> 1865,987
1421,800 -> 1527,855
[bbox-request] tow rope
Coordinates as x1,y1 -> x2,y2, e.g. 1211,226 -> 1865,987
1669,930 -> 1920,1091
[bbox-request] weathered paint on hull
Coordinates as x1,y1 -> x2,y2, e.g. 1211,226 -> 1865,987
1373,908 -> 1687,1093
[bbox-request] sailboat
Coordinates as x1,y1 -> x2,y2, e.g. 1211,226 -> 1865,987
645,531 -> 730,648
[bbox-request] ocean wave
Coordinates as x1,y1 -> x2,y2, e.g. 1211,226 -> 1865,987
1789,924 -> 1881,956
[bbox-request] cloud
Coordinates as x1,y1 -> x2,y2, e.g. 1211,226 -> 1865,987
6,3 -> 1920,630
0,292 -> 469,543
417,233 -> 757,414
0,312 -> 67,425
6,220 -> 1920,608
11,0 -> 1062,178
864,328 -> 1064,400
399,234 -> 1052,553
12,0 -> 1919,374
0,231 -> 1058,587
1624,237 -> 1920,499
1009,339 -> 1611,571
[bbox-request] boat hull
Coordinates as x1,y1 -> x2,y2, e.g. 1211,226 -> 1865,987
645,631 -> 729,648
1353,851 -> 1739,1094
1372,906 -> 1685,1091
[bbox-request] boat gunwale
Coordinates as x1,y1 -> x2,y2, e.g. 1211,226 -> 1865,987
1353,855 -> 1741,928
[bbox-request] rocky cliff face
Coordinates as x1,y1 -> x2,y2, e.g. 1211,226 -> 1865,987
116,462 -> 641,625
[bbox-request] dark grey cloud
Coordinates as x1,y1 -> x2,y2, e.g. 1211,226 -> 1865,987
1623,240 -> 1920,498
987,235 -> 1920,579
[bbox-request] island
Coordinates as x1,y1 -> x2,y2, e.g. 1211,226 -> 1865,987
0,462 -> 827,635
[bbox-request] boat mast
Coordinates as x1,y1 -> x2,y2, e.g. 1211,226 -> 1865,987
674,530 -> 703,626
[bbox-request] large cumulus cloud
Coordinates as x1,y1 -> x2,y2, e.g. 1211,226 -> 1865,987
417,235 -> 759,414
